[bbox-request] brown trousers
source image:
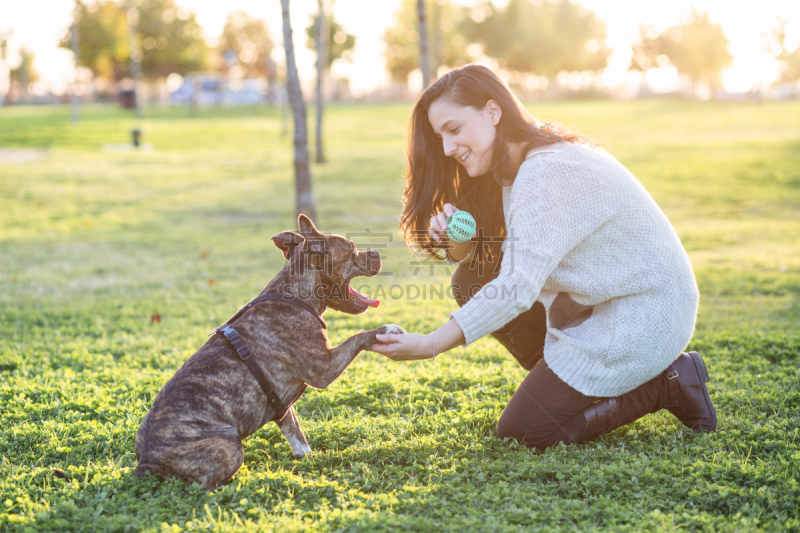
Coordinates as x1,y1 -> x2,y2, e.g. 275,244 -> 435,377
451,246 -> 674,451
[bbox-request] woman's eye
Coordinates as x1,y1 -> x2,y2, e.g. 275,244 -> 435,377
450,127 -> 460,134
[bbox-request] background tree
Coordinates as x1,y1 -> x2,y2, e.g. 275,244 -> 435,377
60,0 -> 207,83
9,47 -> 39,103
383,0 -> 472,86
281,0 -> 316,221
1,29 -> 12,102
70,0 -> 80,122
763,17 -> 800,84
462,0 -> 608,86
126,2 -> 143,118
133,0 -> 207,80
217,10 -> 274,78
305,8 -> 355,70
314,0 -> 328,163
629,25 -> 661,95
59,1 -> 128,82
629,25 -> 661,72
417,0 -> 431,88
305,2 -> 356,163
647,9 -> 732,95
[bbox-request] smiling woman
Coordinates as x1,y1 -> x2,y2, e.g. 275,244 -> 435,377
399,65 -> 593,267
369,64 -> 717,453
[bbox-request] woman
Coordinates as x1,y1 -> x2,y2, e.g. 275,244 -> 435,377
369,65 -> 716,450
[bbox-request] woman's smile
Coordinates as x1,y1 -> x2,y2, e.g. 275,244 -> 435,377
427,98 -> 501,177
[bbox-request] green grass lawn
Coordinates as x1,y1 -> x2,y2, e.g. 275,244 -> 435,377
0,99 -> 798,532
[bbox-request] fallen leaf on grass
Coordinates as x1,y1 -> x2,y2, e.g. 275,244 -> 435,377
51,468 -> 70,481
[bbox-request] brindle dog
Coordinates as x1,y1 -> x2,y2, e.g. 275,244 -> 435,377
135,215 -> 404,489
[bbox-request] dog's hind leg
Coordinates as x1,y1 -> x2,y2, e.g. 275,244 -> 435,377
276,406 -> 311,457
142,435 -> 244,490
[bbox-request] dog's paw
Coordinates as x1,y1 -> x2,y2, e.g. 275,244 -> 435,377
380,324 -> 405,335
292,443 -> 312,458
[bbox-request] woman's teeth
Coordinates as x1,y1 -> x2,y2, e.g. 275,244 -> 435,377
460,151 -> 470,162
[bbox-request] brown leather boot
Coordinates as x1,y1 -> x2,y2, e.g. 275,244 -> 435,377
582,397 -> 620,441
663,351 -> 717,432
579,351 -> 717,443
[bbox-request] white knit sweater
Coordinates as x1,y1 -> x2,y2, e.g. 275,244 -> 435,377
450,142 -> 699,397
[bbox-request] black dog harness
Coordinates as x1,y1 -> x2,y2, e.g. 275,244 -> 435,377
212,293 -> 326,421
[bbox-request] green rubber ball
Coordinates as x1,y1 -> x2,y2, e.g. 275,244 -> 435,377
446,211 -> 477,243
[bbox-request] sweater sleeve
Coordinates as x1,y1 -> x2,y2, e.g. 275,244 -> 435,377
450,155 -> 617,345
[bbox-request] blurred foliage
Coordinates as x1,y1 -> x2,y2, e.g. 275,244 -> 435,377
0,29 -> 10,62
629,26 -> 659,73
58,1 -> 128,82
306,9 -> 356,70
9,47 -> 39,91
763,17 -> 800,84
59,0 -> 207,82
631,9 -> 732,90
383,0 -> 472,83
216,10 -> 274,78
128,0 -> 208,80
461,0 -> 608,78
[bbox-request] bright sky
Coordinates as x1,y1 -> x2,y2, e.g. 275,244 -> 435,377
1,0 -> 799,96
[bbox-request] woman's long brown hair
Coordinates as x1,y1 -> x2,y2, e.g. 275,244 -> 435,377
400,64 -> 598,264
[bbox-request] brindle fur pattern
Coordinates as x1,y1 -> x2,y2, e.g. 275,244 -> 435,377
135,215 -> 404,489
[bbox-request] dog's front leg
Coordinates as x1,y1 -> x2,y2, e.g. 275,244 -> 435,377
276,406 -> 311,457
301,324 -> 404,390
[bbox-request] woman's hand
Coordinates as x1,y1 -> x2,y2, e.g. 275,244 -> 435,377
368,332 -> 435,361
429,203 -> 460,242
430,203 -> 472,263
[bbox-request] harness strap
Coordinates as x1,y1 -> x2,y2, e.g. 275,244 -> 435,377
213,292 -> 322,421
218,324 -> 287,419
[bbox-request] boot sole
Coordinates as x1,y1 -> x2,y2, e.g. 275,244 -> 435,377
687,351 -> 717,432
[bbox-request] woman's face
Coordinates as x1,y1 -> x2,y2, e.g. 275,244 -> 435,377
427,98 -> 501,177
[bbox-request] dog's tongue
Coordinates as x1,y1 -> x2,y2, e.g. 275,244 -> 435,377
349,286 -> 379,308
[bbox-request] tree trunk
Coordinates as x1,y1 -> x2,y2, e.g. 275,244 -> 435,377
281,0 -> 317,222
70,0 -> 80,122
126,3 -> 143,119
432,0 -> 441,80
417,0 -> 431,90
191,75 -> 200,112
315,0 -> 327,164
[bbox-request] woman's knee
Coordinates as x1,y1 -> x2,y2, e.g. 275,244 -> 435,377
496,410 -> 523,442
496,407 -> 550,451
497,416 -> 563,452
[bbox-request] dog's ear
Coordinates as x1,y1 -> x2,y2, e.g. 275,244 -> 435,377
298,214 -> 322,237
271,231 -> 305,259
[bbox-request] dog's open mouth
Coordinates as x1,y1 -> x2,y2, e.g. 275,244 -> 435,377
349,285 -> 379,308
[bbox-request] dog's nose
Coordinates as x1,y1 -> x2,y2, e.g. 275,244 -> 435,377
367,250 -> 381,272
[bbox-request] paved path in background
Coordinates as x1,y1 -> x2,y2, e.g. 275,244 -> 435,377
0,148 -> 48,163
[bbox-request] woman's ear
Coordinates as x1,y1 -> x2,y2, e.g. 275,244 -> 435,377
485,100 -> 502,126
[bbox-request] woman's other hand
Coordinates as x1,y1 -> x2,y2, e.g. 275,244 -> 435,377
369,332 -> 435,361
429,203 -> 460,242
